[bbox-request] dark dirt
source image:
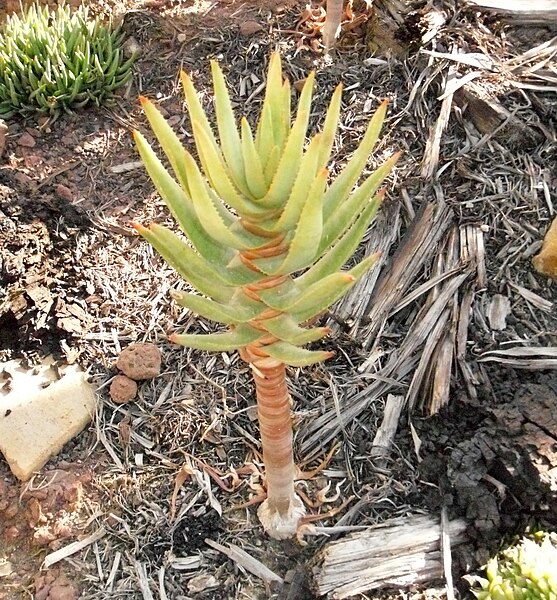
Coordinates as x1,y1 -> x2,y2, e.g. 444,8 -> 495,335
415,370 -> 557,567
0,173 -> 93,360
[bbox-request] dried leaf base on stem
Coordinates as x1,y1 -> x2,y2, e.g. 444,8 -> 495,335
241,347 -> 306,539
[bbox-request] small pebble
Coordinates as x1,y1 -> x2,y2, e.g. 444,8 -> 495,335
124,36 -> 141,58
17,132 -> 36,148
239,20 -> 263,36
109,375 -> 138,404
116,343 -> 162,380
55,184 -> 74,202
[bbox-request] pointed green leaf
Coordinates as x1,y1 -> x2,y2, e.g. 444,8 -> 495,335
240,117 -> 268,199
271,167 -> 327,275
256,52 -> 284,157
298,190 -> 384,288
292,255 -> 379,322
263,144 -> 281,187
261,71 -> 315,208
255,277 -> 300,310
255,97 -> 276,170
262,314 -> 330,345
278,79 -> 292,151
170,325 -> 262,351
170,290 -> 263,324
210,60 -> 251,197
182,148 -> 263,250
191,122 -> 268,219
133,223 -> 234,303
263,341 -> 333,367
286,271 -> 354,317
181,69 -> 223,159
270,133 -> 323,232
317,83 -> 342,170
323,99 -> 389,221
139,96 -> 192,192
247,254 -> 286,277
270,60 -> 290,150
140,221 -> 257,286
319,153 -> 399,255
133,130 -> 233,266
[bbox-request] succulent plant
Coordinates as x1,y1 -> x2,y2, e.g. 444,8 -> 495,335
0,2 -> 136,118
133,53 -> 398,538
472,533 -> 557,600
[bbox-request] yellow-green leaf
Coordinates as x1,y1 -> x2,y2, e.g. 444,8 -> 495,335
181,69 -> 222,159
270,133 -> 323,233
322,99 -> 389,221
292,255 -> 378,322
139,96 -> 192,196
210,59 -> 250,196
133,130 -> 233,266
264,341 -> 333,367
240,117 -> 267,198
133,223 -> 234,303
255,52 -> 285,156
170,290 -> 262,324
319,153 -> 399,254
271,167 -> 328,275
191,122 -> 269,219
262,71 -> 315,208
170,325 -> 263,351
182,147 -> 265,250
297,190 -> 384,288
317,83 -> 342,170
262,314 -> 330,345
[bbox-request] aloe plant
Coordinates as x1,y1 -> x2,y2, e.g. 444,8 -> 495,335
133,53 -> 398,539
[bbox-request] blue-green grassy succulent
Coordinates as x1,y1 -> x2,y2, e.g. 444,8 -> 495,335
0,2 -> 136,117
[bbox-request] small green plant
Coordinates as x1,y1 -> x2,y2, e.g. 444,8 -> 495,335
471,533 -> 557,600
133,53 -> 398,538
0,2 -> 136,118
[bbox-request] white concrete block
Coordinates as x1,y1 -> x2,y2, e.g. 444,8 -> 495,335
0,370 -> 96,481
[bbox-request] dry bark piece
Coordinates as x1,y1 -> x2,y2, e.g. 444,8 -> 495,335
487,294 -> 512,330
532,216 -> 557,278
116,343 -> 162,380
109,375 -> 138,404
454,83 -> 543,149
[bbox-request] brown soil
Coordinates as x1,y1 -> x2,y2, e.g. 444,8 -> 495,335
1,1 -> 556,599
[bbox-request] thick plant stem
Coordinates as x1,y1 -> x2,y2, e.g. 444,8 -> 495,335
248,355 -> 305,539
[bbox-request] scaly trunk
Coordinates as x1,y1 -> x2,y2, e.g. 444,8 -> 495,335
243,352 -> 305,539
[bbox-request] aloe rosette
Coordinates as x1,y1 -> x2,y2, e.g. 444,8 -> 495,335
133,53 -> 398,538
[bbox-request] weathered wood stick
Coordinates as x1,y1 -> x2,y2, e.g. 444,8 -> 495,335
464,0 -> 557,23
311,515 -> 468,599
